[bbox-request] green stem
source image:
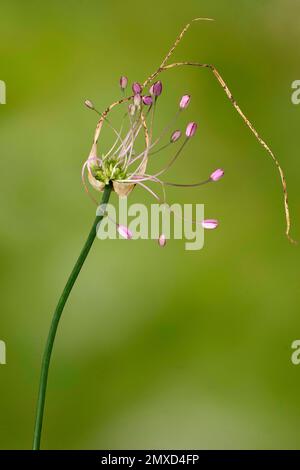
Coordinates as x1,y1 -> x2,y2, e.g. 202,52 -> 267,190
32,184 -> 112,450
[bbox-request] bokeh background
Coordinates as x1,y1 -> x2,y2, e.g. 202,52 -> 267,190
1,0 -> 300,450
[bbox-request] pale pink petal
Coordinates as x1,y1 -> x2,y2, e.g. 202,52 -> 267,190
202,219 -> 219,229
117,225 -> 133,239
210,168 -> 224,181
158,234 -> 167,247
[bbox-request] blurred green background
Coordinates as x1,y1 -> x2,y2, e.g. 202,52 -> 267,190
1,0 -> 300,450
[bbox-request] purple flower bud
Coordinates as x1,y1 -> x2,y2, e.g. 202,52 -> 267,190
210,168 -> 224,181
179,94 -> 190,109
142,95 -> 153,106
133,94 -> 141,107
132,82 -> 142,94
119,76 -> 128,90
152,81 -> 163,96
201,219 -> 219,230
185,122 -> 197,138
170,130 -> 181,143
158,234 -> 167,247
117,225 -> 133,239
84,99 -> 94,110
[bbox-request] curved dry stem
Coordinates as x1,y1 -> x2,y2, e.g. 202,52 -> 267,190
158,61 -> 295,243
143,17 -> 214,88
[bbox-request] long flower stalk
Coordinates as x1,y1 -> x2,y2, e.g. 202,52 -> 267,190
32,184 -> 112,450
32,16 -> 296,451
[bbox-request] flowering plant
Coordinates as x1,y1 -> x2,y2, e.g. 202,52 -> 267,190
32,17 -> 294,450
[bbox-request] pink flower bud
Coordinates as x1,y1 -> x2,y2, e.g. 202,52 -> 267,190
117,225 -> 133,239
119,76 -> 128,90
84,99 -> 94,109
179,94 -> 190,109
142,95 -> 153,106
201,219 -> 219,230
152,81 -> 163,96
210,168 -> 224,181
185,122 -> 197,138
158,234 -> 167,247
133,94 -> 141,106
132,82 -> 142,94
170,130 -> 181,143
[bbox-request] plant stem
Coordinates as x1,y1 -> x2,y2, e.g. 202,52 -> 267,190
32,184 -> 112,450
